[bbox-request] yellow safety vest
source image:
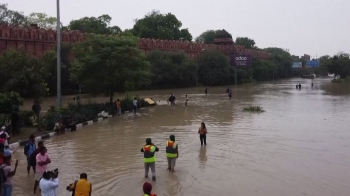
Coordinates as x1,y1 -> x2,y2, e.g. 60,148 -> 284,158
166,141 -> 177,158
143,145 -> 156,163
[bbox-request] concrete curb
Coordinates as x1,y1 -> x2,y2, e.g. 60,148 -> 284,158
8,106 -> 151,149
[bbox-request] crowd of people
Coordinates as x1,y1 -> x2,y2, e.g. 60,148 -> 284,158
0,133 -> 92,196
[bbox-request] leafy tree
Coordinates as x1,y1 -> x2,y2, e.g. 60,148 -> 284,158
71,34 -> 151,104
132,10 -> 192,41
195,30 -> 218,44
0,50 -> 49,103
68,14 -> 121,34
0,3 -> 27,26
0,92 -> 23,114
323,52 -> 350,78
235,37 -> 256,49
197,50 -> 231,86
26,12 -> 58,29
147,50 -> 197,88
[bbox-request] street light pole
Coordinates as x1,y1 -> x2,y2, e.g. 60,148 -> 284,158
56,0 -> 61,108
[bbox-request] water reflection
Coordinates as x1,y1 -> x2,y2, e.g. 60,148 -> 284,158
199,147 -> 207,167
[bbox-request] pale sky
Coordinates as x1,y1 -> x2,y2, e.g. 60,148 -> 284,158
3,0 -> 350,57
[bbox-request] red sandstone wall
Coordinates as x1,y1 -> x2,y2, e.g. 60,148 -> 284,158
0,25 -> 270,59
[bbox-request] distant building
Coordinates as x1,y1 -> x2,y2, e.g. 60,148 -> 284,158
303,54 -> 311,61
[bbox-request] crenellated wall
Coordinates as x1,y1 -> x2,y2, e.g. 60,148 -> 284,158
0,25 -> 270,59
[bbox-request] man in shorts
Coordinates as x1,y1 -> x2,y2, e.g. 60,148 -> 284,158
34,147 -> 51,194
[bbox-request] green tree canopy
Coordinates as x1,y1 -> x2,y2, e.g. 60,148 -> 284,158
235,37 -> 256,49
195,30 -> 219,44
0,3 -> 27,26
132,10 -> 192,41
0,92 -> 23,114
26,12 -> 59,29
71,34 -> 151,104
68,14 -> 121,34
322,52 -> 350,78
198,50 -> 231,86
0,50 -> 49,103
147,50 -> 197,88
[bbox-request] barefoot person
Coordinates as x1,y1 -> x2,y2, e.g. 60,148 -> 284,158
166,135 -> 178,172
34,147 -> 51,194
141,138 -> 159,181
198,122 -> 207,146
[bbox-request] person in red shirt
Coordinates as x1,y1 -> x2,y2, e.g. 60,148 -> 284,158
143,182 -> 157,196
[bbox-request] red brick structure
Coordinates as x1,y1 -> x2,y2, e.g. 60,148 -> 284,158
0,25 -> 270,59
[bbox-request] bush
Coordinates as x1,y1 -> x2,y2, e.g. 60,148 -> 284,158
41,96 -> 153,130
243,106 -> 265,112
19,111 -> 35,127
0,92 -> 23,114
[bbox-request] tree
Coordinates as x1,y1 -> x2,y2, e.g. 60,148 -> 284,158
26,12 -> 58,29
0,4 -> 27,26
68,15 -> 121,34
71,35 -> 151,104
132,10 -> 192,41
147,50 -> 197,88
323,53 -> 350,78
197,50 -> 231,86
0,92 -> 23,114
235,37 -> 256,49
0,50 -> 49,103
195,30 -> 218,44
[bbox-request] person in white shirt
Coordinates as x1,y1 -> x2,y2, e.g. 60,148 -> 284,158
39,170 -> 59,196
0,126 -> 10,147
133,97 -> 138,113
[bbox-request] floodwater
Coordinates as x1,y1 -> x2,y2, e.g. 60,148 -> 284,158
12,78 -> 350,196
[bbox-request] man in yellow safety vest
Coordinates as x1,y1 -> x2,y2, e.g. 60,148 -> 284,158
141,138 -> 159,181
166,135 -> 178,172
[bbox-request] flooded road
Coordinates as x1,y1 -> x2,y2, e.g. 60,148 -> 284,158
12,78 -> 350,196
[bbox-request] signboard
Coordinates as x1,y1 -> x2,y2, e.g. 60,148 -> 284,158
231,55 -> 252,67
306,60 -> 319,67
292,62 -> 302,68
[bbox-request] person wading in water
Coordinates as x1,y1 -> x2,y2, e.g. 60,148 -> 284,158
198,122 -> 208,146
143,182 -> 157,196
140,138 -> 159,181
166,135 -> 178,172
168,93 -> 176,106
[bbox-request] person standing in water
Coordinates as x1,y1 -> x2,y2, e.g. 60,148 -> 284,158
168,93 -> 176,106
198,122 -> 208,146
141,138 -> 159,181
204,88 -> 208,94
166,135 -> 178,172
228,90 -> 232,99
143,182 -> 157,196
185,95 -> 188,106
133,97 -> 138,113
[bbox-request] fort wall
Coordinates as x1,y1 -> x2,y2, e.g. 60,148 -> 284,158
0,25 -> 270,59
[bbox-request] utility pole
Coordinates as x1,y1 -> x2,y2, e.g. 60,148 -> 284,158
56,0 -> 61,108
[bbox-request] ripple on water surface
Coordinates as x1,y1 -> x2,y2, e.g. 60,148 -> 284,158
11,78 -> 350,196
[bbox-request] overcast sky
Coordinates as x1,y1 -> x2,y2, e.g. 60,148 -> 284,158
3,0 -> 350,57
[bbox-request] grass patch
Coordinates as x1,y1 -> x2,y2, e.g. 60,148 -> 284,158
243,106 -> 265,113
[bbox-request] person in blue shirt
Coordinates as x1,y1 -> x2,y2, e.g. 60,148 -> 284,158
24,135 -> 36,174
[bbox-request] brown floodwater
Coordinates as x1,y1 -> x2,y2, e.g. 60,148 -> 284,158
12,78 -> 350,196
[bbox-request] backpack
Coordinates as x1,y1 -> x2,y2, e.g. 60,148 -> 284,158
0,166 -> 7,184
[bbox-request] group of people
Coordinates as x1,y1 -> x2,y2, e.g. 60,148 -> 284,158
0,134 -> 92,196
140,122 -> 208,195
